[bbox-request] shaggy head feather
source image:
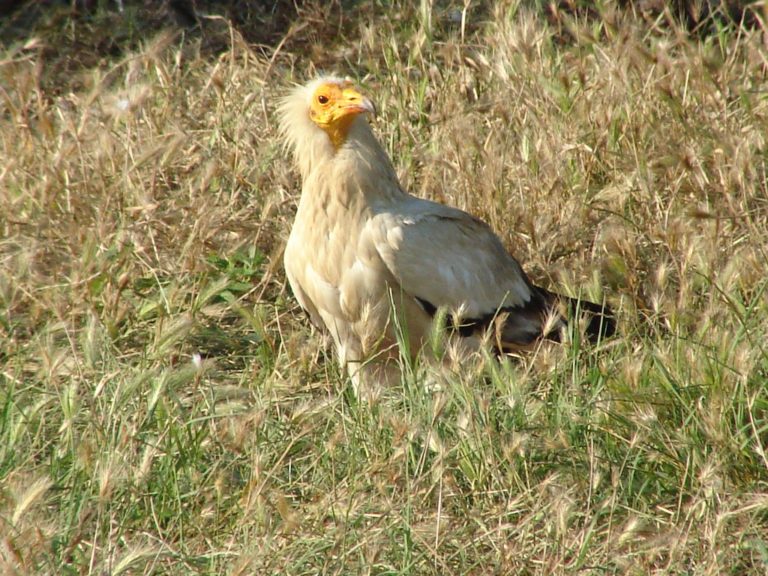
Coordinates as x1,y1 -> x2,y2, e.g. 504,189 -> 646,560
278,76 -> 376,180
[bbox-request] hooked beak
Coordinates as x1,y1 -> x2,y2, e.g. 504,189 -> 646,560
337,87 -> 377,118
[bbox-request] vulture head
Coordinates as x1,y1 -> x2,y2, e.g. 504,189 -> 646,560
279,77 -> 377,179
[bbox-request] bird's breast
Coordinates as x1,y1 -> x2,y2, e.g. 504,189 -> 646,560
286,173 -> 385,324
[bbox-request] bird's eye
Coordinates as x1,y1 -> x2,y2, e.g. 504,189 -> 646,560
318,95 -> 329,104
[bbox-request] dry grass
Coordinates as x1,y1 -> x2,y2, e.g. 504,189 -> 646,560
1,1 -> 767,574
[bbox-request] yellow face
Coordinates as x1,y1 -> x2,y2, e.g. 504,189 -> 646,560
309,81 -> 375,148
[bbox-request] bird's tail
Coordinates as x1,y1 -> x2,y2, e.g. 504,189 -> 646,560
537,287 -> 616,344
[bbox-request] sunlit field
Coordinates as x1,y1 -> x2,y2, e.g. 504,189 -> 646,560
1,1 -> 767,574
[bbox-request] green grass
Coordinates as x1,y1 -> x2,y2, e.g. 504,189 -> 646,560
1,1 -> 767,574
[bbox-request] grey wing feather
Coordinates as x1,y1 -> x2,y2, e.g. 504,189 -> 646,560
367,197 -> 536,319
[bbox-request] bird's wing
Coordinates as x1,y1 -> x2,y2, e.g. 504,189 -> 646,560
367,197 -> 550,345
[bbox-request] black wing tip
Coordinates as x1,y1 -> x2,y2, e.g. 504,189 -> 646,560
414,291 -> 617,350
576,300 -> 617,343
536,287 -> 617,345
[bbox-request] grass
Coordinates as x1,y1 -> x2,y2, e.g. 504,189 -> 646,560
1,0 -> 767,574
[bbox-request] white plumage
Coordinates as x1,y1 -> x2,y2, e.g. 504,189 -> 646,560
279,76 -> 614,385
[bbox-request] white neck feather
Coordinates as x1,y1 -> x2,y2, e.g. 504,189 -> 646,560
278,80 -> 403,203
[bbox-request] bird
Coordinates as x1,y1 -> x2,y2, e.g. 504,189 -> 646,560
279,76 -> 615,386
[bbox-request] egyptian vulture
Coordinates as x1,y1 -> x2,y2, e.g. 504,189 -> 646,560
279,76 -> 614,383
